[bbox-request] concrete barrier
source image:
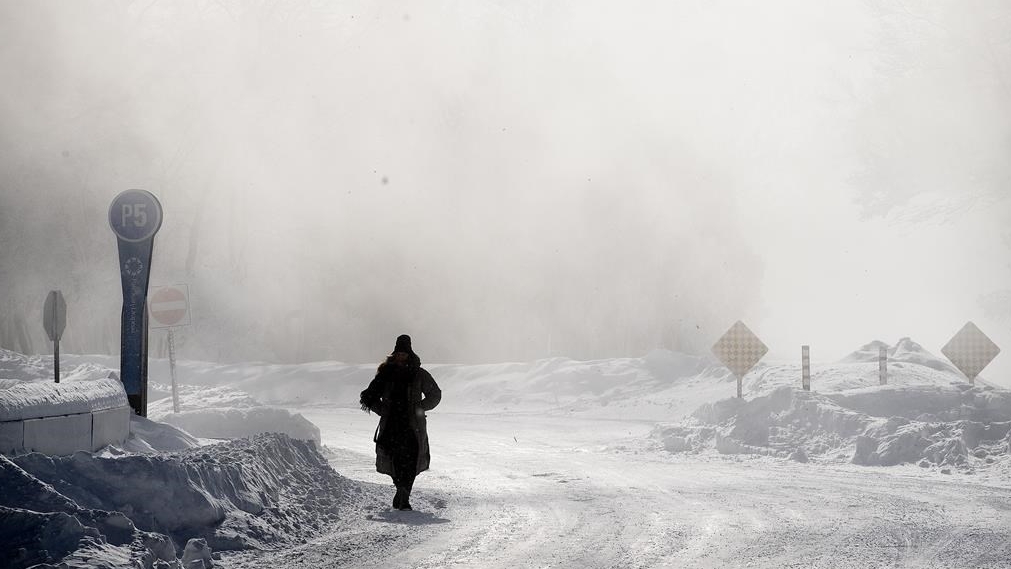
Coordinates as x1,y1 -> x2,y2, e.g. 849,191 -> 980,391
23,413 -> 93,455
0,420 -> 22,454
0,377 -> 128,421
0,377 -> 131,456
92,406 -> 131,451
1,406 -> 131,456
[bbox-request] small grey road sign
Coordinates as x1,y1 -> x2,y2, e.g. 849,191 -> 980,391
712,321 -> 768,397
43,290 -> 67,342
941,322 -> 1000,383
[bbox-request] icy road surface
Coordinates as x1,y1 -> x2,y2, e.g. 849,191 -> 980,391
225,408 -> 1011,569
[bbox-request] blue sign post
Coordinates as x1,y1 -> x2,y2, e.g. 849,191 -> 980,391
109,190 -> 163,416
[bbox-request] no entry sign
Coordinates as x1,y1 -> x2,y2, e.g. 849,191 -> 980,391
149,283 -> 189,414
149,285 -> 191,329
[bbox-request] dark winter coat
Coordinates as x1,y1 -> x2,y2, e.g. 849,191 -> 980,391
360,360 -> 442,476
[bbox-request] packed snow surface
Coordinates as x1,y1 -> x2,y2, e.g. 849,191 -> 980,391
1,338 -> 1009,568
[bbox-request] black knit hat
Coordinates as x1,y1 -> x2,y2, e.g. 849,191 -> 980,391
394,334 -> 412,353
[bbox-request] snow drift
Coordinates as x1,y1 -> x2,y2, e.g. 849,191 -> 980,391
148,385 -> 321,445
118,414 -> 201,454
2,432 -> 376,568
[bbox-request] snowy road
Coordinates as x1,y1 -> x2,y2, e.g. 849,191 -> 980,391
224,408 -> 1011,568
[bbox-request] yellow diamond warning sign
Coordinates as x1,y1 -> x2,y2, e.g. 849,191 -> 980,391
941,321 -> 1000,383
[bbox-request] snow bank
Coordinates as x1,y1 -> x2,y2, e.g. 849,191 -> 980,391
841,337 -> 961,374
654,387 -> 873,460
0,454 -> 177,569
3,433 -> 377,567
0,349 -> 116,384
852,418 -> 1011,467
655,383 -> 1011,470
0,349 -> 53,382
118,415 -> 201,454
14,434 -> 340,546
155,406 -> 321,445
148,386 -> 321,445
827,383 -> 1011,422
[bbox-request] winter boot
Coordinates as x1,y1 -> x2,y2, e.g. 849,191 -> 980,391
399,480 -> 414,511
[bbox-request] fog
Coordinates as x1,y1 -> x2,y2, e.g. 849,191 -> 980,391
1,1 -> 1008,380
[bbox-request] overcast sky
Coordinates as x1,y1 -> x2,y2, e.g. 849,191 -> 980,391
1,0 -> 1008,385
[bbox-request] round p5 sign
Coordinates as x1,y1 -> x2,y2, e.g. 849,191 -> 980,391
109,190 -> 163,242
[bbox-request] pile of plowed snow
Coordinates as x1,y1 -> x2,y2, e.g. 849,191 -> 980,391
653,339 -> 1011,473
2,433 -> 378,568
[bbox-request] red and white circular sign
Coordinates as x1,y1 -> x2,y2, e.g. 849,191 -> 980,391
148,285 -> 190,328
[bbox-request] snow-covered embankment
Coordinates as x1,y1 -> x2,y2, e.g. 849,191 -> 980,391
653,339 -> 1011,473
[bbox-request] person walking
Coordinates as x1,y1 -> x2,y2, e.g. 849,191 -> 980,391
360,334 -> 442,511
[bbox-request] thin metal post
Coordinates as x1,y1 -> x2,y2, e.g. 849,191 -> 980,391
54,339 -> 60,383
168,328 -> 180,413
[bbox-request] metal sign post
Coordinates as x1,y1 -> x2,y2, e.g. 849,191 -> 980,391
801,345 -> 810,391
43,290 -> 67,383
149,284 -> 191,414
109,190 -> 163,417
941,322 -> 1001,385
167,329 -> 179,413
711,321 -> 768,399
879,346 -> 887,385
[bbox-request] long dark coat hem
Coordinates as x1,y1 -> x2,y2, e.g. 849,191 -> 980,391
361,366 -> 441,476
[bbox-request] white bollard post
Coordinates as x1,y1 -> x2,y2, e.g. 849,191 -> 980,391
802,345 -> 810,391
879,345 -> 887,385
